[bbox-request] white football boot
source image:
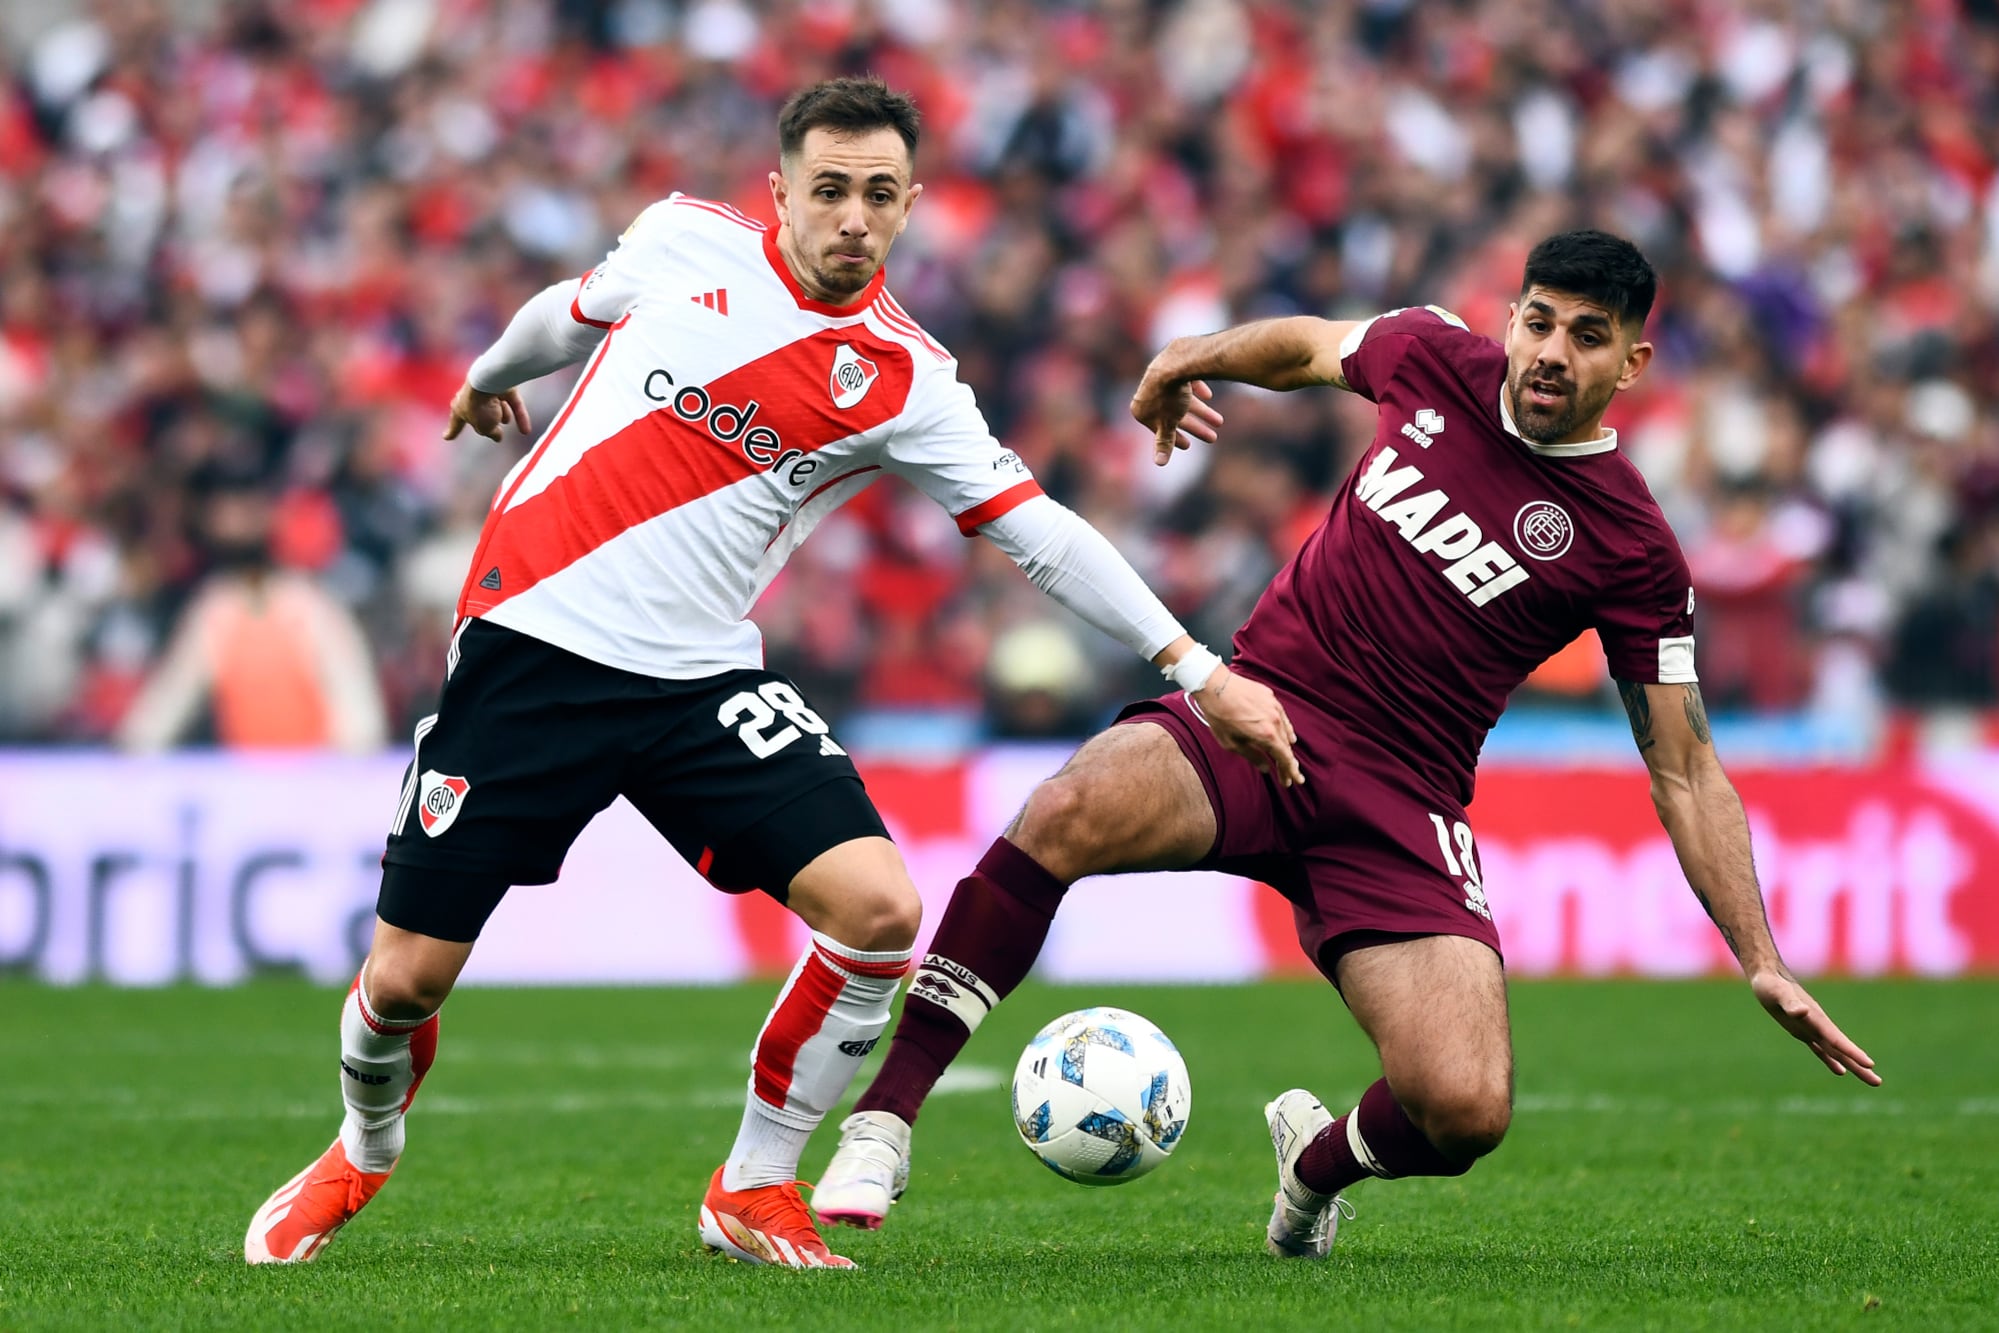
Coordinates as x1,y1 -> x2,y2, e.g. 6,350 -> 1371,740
1263,1089 -> 1355,1258
812,1110 -> 911,1230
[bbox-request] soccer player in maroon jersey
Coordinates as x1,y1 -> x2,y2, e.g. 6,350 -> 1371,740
815,232 -> 1879,1253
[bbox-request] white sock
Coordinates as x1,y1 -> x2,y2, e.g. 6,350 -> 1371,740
338,976 -> 436,1174
723,932 -> 912,1191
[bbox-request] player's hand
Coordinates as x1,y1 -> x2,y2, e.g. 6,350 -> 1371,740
1130,367 -> 1224,467
443,381 -> 532,441
1193,667 -> 1304,787
1750,968 -> 1881,1086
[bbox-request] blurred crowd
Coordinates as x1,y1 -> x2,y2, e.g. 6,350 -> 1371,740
3,0 -> 1999,751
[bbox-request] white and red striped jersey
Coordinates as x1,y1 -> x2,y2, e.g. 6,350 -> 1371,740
456,194 -> 1047,679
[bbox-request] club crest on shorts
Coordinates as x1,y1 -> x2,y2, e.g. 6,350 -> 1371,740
1513,500 -> 1575,561
829,344 -> 878,409
417,769 -> 470,838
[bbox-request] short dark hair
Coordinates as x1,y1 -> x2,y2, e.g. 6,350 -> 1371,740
777,77 -> 921,167
1521,230 -> 1657,332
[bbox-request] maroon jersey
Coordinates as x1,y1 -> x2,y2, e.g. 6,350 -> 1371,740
1230,306 -> 1697,804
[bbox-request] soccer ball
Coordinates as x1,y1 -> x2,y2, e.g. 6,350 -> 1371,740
1009,1006 -> 1191,1186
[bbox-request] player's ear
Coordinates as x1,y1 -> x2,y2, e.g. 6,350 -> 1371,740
1617,339 -> 1654,391
769,167 -> 789,217
897,180 -> 923,234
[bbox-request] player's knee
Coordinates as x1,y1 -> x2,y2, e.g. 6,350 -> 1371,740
1412,1082 -> 1512,1162
832,879 -> 922,951
1013,773 -> 1117,882
362,957 -> 453,1020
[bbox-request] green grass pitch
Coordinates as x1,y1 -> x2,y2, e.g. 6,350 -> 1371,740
2,978 -> 1995,1330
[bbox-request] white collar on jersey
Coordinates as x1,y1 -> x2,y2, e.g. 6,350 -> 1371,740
1497,383 -> 1619,457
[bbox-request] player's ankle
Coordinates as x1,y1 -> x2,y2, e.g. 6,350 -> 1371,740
340,1113 -> 404,1174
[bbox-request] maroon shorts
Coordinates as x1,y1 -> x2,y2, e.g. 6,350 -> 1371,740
1114,688 -> 1502,983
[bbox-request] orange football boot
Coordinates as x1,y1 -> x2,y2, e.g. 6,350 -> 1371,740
697,1166 -> 856,1269
244,1138 -> 393,1264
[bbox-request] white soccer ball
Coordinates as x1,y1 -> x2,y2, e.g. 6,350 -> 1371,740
1009,1006 -> 1192,1186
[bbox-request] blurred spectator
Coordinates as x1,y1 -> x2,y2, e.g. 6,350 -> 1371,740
987,620 -> 1097,738
2,0 -> 1999,749
115,473 -> 386,752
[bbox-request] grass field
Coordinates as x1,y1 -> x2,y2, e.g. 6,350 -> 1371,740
2,979 -> 1995,1330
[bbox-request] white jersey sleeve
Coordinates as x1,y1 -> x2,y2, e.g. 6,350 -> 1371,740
981,495 -> 1186,660
570,197 -> 686,327
467,197 -> 688,391
885,367 -> 1185,659
882,370 -> 1044,534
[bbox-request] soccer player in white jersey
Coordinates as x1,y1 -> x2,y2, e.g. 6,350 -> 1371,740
241,78 -> 1299,1270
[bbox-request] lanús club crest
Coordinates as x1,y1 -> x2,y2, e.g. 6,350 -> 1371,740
1512,500 -> 1575,561
829,344 -> 878,408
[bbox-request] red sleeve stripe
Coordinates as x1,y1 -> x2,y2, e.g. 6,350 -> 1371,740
880,291 -> 927,330
871,307 -> 950,363
953,479 -> 1044,535
871,295 -> 949,361
815,943 -> 911,979
569,271 -> 615,329
870,292 -> 942,345
884,294 -> 949,359
669,196 -> 766,232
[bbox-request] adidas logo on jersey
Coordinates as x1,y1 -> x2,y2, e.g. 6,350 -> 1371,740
691,288 -> 729,314
1401,407 -> 1445,448
1353,445 -> 1531,607
479,567 -> 501,591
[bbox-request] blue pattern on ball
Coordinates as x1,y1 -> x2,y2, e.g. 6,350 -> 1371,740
1058,1025 -> 1134,1085
1015,1098 -> 1054,1143
1076,1109 -> 1144,1175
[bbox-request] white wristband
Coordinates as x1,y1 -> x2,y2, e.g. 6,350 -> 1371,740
1163,645 -> 1223,694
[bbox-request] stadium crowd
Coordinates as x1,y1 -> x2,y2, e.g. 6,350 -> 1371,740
1,0 -> 1997,749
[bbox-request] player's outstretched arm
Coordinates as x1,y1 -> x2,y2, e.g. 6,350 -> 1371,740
443,277 -> 620,441
1130,317 -> 1364,465
1616,678 -> 1882,1086
976,498 -> 1304,786
443,382 -> 533,442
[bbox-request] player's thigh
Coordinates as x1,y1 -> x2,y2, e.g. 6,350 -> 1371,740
623,670 -> 906,923
1337,933 -> 1512,1132
1007,714 -> 1219,883
1016,688 -> 1308,885
380,621 -> 627,932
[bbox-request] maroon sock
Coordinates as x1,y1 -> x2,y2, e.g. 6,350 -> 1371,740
1295,1077 -> 1473,1196
854,838 -> 1067,1125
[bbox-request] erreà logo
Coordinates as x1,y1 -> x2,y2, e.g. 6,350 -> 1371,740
830,344 -> 878,409
418,769 -> 470,838
1401,406 -> 1445,449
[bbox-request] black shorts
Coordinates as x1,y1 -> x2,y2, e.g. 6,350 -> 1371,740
378,619 -> 887,940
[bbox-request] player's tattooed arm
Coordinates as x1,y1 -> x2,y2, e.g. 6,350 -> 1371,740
1621,679 -> 1710,752
1689,885 -> 1740,959
1615,678 -> 1655,753
1624,680 -> 1882,1085
1681,683 -> 1711,745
